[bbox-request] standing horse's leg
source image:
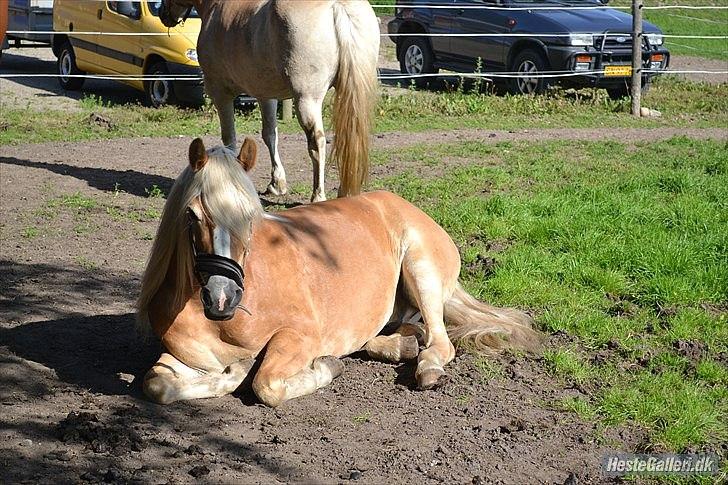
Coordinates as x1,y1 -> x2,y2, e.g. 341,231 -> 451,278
143,353 -> 254,404
252,330 -> 343,407
209,91 -> 237,150
295,96 -> 327,203
259,99 -> 287,196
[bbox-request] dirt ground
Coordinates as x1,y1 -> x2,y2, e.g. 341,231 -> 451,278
2,126 -> 727,484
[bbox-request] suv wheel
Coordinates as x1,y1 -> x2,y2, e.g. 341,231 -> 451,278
398,36 -> 437,86
57,41 -> 85,90
509,49 -> 549,95
145,61 -> 178,107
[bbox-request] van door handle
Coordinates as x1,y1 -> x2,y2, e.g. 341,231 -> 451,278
97,9 -> 103,20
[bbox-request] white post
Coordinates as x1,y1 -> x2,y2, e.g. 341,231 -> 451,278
631,0 -> 643,117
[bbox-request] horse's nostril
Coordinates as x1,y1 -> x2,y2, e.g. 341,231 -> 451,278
201,288 -> 213,307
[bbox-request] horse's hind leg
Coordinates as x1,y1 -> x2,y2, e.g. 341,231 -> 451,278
260,99 -> 287,196
295,96 -> 327,202
402,262 -> 456,390
143,353 -> 254,404
252,330 -> 343,407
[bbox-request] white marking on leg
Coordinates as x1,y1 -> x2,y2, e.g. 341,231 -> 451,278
261,99 -> 287,194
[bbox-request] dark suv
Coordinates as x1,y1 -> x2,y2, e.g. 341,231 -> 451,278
388,0 -> 670,98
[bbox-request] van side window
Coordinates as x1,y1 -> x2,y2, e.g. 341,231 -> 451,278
108,1 -> 141,20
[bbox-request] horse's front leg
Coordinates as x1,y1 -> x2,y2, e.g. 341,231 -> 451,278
143,352 -> 254,404
296,96 -> 327,203
252,330 -> 344,407
259,98 -> 287,196
209,90 -> 237,151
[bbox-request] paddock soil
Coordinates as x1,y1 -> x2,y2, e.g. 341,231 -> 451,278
1,128 -> 725,484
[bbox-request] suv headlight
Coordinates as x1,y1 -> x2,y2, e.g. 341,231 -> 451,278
185,49 -> 198,62
569,34 -> 594,46
645,33 -> 663,46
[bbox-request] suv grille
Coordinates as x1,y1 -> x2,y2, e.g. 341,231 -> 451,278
593,34 -> 633,50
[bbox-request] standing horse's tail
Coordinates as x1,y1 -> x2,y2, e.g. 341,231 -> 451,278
444,283 -> 543,353
331,1 -> 379,197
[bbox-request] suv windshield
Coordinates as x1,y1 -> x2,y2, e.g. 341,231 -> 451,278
147,1 -> 200,18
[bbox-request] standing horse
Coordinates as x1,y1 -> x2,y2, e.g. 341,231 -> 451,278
159,0 -> 379,202
136,138 -> 542,406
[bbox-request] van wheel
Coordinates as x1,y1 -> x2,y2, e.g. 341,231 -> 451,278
508,49 -> 549,95
57,41 -> 85,90
145,61 -> 178,107
398,36 -> 437,87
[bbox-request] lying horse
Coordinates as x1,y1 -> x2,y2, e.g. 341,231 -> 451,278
137,138 -> 542,407
159,0 -> 379,202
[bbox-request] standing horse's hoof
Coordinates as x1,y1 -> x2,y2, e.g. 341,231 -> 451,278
416,367 -> 449,391
264,181 -> 288,196
310,191 -> 327,203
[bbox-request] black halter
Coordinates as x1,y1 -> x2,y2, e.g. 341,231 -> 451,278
188,218 -> 245,290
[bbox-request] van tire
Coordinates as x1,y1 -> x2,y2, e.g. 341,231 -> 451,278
144,61 -> 178,107
398,36 -> 437,88
57,41 -> 85,91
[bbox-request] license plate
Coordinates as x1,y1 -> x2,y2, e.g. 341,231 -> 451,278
604,65 -> 632,77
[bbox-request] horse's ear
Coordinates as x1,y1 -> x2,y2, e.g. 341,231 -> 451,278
189,138 -> 208,172
238,137 -> 257,172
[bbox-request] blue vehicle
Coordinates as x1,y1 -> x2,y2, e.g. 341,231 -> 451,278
388,0 -> 670,98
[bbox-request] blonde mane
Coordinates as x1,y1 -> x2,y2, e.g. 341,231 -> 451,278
136,146 -> 263,331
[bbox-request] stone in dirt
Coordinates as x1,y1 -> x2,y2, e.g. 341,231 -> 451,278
188,465 -> 211,478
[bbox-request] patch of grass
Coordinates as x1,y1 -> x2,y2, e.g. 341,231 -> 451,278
21,226 -> 40,239
473,356 -> 505,381
373,136 -> 727,451
57,192 -> 98,211
145,185 -> 165,199
352,411 -> 372,425
75,256 -> 98,270
1,77 -> 725,146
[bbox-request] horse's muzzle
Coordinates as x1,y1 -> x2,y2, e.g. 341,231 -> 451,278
201,275 -> 243,321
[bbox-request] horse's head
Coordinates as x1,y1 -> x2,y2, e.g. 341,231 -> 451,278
185,137 -> 260,321
159,0 -> 196,28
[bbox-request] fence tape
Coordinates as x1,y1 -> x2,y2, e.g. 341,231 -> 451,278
369,4 -> 728,10
2,69 -> 726,82
7,31 -> 728,40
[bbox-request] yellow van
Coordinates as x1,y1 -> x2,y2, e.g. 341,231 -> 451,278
52,0 -> 203,106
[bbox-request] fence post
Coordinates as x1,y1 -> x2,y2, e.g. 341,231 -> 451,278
631,0 -> 643,117
281,99 -> 293,122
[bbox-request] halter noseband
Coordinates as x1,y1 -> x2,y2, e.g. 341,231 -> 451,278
187,215 -> 245,291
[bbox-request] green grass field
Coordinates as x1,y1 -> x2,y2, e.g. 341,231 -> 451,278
1,76 -> 726,146
371,136 -> 727,454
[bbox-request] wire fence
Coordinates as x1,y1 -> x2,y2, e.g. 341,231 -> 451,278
1,2 -> 726,82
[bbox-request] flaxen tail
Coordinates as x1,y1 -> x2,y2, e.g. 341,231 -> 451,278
444,283 -> 543,353
331,1 -> 380,197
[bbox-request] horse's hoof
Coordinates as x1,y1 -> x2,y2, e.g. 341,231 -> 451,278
264,182 -> 287,196
416,368 -> 449,391
399,335 -> 420,360
310,193 -> 327,203
315,356 -> 344,379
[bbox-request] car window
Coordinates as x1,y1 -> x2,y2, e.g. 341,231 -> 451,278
108,1 -> 141,20
147,1 -> 200,18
